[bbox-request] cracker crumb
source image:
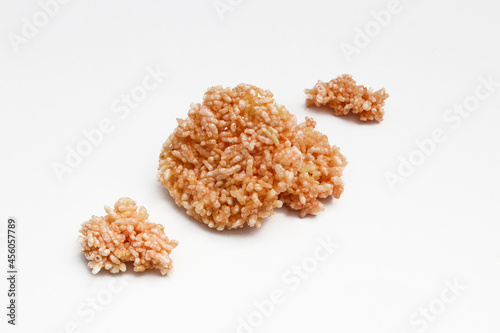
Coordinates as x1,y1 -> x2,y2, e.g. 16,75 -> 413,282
305,74 -> 389,122
79,198 -> 178,275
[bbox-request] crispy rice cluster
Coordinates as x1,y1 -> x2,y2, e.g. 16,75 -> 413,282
281,117 -> 347,217
159,84 -> 347,230
305,74 -> 389,122
79,198 -> 178,275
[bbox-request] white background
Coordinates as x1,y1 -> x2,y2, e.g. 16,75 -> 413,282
1,0 -> 500,332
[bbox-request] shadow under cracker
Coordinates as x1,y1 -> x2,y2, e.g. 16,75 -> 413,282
278,195 -> 336,219
78,251 -> 171,277
304,104 -> 382,125
157,184 -> 263,236
156,169 -> 342,234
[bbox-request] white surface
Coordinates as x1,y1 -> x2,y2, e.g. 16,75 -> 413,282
1,0 -> 500,332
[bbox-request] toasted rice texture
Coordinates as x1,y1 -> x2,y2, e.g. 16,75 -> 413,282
281,117 -> 347,217
159,84 -> 302,230
159,84 -> 347,230
305,74 -> 389,122
79,198 -> 178,275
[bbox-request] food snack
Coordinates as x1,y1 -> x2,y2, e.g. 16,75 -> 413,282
79,197 -> 178,275
305,74 -> 389,122
159,84 -> 302,230
159,84 -> 346,230
280,117 -> 347,217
